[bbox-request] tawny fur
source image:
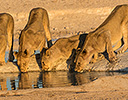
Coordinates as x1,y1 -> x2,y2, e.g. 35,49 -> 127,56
74,4 -> 128,72
0,13 -> 14,65
14,8 -> 52,72
41,34 -> 87,71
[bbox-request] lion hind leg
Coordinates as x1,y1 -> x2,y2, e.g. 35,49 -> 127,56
0,51 -> 6,65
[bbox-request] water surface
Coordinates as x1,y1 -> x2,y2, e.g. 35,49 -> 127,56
3,47 -> 128,91
0,71 -> 127,91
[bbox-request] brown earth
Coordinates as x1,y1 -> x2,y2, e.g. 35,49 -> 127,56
1,0 -> 128,99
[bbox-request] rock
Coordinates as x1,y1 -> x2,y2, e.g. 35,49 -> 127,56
85,52 -> 128,72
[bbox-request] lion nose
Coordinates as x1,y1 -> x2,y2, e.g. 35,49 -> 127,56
42,62 -> 45,66
78,62 -> 80,66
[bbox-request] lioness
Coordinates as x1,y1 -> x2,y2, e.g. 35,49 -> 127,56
74,4 -> 128,72
14,8 -> 52,72
0,13 -> 14,65
41,33 -> 87,71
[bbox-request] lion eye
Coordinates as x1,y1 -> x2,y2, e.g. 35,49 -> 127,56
23,63 -> 26,66
47,54 -> 49,56
82,49 -> 86,54
46,51 -> 50,57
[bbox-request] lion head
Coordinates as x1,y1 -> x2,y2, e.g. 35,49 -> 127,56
74,46 -> 94,72
41,46 -> 63,71
14,49 -> 29,72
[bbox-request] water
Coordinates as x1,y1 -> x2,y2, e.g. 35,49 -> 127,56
3,47 -> 128,91
0,71 -> 127,91
5,51 -> 9,63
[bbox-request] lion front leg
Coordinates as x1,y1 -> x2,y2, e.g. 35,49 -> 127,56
107,45 -> 117,63
105,33 -> 118,62
117,24 -> 128,54
7,21 -> 14,62
0,52 -> 6,65
0,42 -> 6,65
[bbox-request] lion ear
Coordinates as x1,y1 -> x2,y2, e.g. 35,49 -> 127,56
14,51 -> 18,59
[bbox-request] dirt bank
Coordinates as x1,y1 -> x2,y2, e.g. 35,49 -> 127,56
1,0 -> 128,99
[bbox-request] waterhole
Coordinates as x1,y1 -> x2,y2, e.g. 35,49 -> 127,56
2,49 -> 128,91
0,71 -> 127,91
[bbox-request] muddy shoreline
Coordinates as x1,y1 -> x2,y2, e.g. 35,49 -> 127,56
1,0 -> 128,99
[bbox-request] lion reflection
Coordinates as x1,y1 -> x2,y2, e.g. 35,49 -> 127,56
0,72 -> 123,90
18,72 -> 39,89
38,71 -> 103,88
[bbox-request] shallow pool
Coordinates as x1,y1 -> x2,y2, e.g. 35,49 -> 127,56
0,71 -> 127,91
2,49 -> 128,91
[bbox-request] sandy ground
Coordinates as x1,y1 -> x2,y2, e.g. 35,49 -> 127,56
1,0 -> 128,99
0,74 -> 128,100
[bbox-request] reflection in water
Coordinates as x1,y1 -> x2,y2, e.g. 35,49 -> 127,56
18,73 -> 32,89
40,72 -> 71,88
0,79 -> 7,90
0,71 -> 127,91
18,72 -> 39,89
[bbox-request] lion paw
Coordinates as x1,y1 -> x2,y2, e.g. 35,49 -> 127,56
89,58 -> 97,64
117,46 -> 127,54
75,67 -> 84,73
42,66 -> 49,71
117,50 -> 124,54
109,56 -> 118,63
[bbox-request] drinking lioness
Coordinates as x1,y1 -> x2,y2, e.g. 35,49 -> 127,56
0,13 -> 14,65
74,4 -> 128,72
14,8 -> 52,72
